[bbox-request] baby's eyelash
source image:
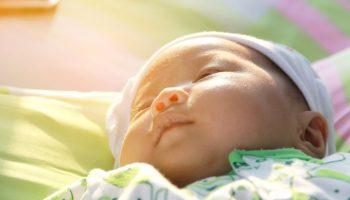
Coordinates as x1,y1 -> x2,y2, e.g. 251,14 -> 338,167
194,73 -> 210,82
194,68 -> 221,82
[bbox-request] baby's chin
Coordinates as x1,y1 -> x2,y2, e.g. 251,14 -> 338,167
151,159 -> 204,187
146,152 -> 230,188
157,161 -> 231,188
119,149 -> 200,187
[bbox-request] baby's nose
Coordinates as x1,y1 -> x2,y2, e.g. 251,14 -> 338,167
151,87 -> 190,118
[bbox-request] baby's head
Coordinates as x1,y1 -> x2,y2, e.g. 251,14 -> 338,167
107,32 -> 335,187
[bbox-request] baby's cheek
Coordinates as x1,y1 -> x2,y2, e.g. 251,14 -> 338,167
120,112 -> 153,165
192,82 -> 269,146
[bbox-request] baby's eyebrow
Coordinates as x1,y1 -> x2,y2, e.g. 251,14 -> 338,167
198,48 -> 253,69
201,55 -> 251,73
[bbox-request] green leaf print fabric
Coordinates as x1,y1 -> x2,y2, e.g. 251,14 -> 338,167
45,148 -> 350,200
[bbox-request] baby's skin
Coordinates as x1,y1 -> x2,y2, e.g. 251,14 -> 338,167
119,37 -> 328,187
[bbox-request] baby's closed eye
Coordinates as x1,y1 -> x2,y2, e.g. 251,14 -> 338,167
194,67 -> 222,82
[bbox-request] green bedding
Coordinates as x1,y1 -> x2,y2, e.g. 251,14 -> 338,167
0,88 -> 114,199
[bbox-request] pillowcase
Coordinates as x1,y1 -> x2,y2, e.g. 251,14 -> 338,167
0,86 -> 115,199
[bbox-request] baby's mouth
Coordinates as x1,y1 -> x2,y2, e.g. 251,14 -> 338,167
150,111 -> 194,145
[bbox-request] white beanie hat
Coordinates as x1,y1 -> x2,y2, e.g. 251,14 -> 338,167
106,31 -> 336,167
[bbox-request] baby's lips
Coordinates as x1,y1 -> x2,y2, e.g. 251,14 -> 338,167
151,110 -> 194,145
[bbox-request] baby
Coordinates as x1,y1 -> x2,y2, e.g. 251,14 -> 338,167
46,32 -> 350,200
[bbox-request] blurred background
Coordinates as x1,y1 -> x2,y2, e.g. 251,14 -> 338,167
1,0 -> 350,91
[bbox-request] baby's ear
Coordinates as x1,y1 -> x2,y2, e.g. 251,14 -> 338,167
296,111 -> 328,158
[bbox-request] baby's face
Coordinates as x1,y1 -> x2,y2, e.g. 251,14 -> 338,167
120,37 -> 300,187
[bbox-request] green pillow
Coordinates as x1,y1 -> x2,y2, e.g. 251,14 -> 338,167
0,87 -> 115,200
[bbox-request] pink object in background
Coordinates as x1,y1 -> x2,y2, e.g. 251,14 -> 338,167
272,0 -> 350,54
313,54 -> 350,145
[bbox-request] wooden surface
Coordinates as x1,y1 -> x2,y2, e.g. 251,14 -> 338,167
0,1 -> 144,91
0,0 -> 231,91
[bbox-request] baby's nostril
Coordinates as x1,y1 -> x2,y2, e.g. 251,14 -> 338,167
156,102 -> 166,111
169,94 -> 178,102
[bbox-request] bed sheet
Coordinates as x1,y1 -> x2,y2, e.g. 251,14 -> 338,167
0,87 -> 115,199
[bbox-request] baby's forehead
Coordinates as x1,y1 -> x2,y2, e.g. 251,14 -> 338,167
133,37 -> 284,100
145,37 -> 278,78
156,37 -> 256,65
